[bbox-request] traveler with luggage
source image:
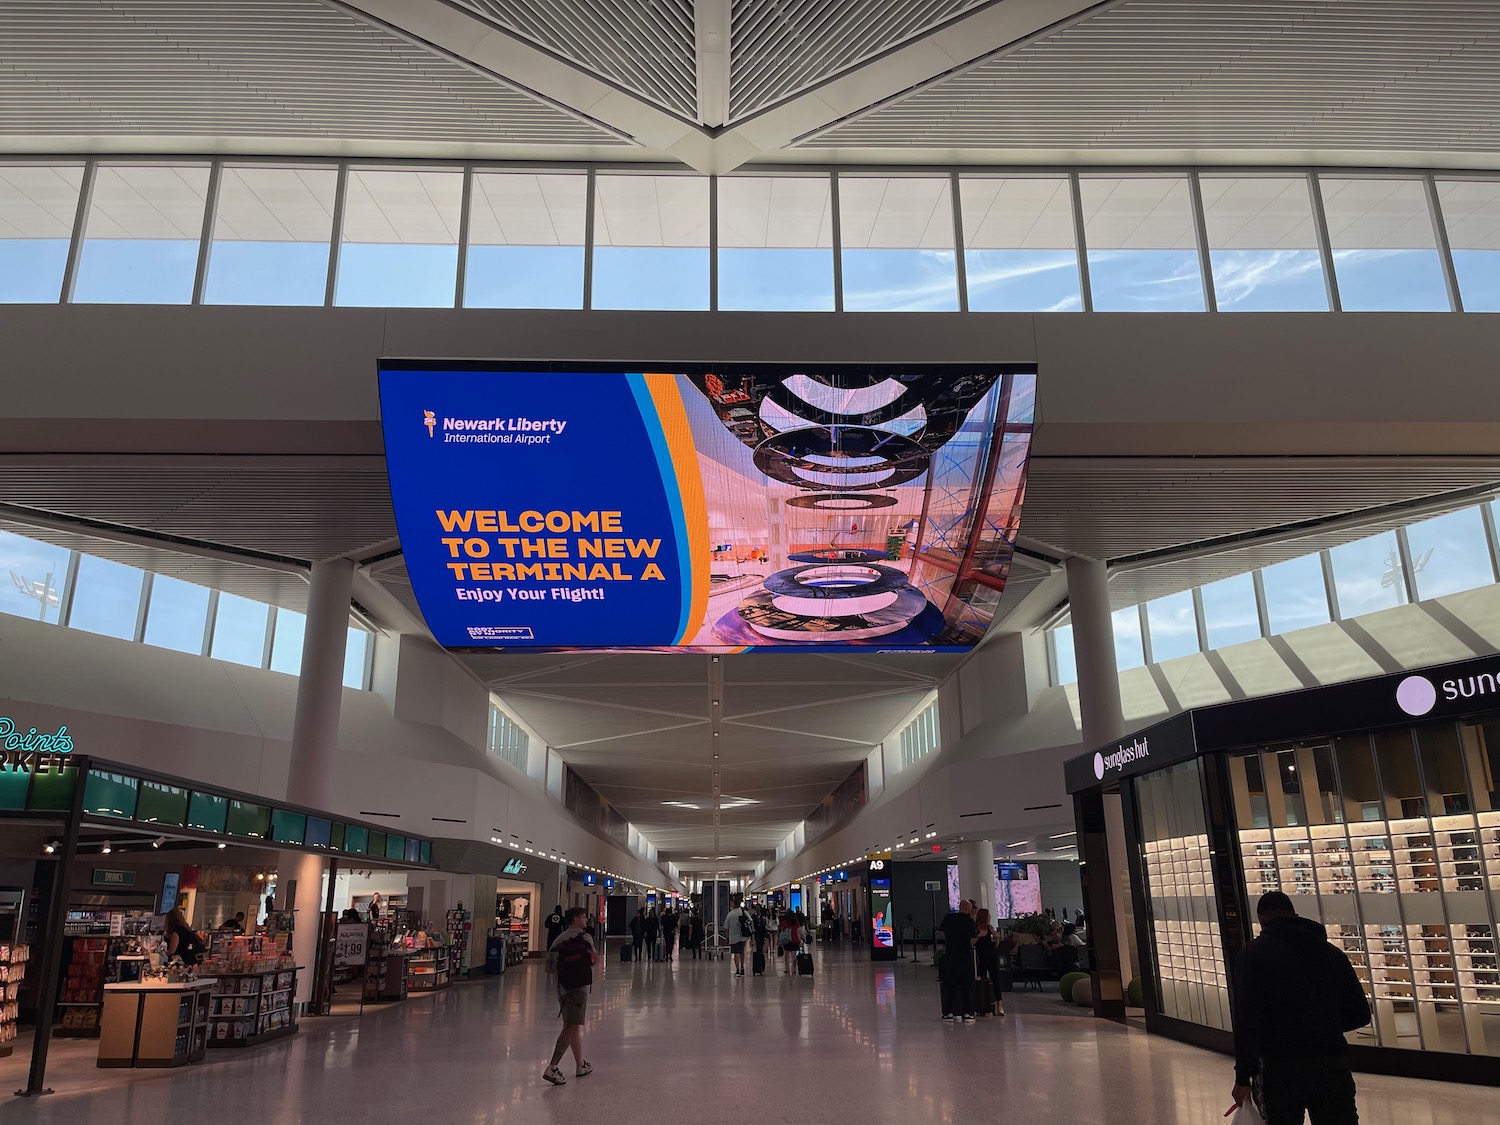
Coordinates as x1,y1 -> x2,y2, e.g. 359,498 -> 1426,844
974,908 -> 1006,1017
777,909 -> 801,976
724,896 -> 754,976
938,899 -> 978,1022
752,908 -> 769,975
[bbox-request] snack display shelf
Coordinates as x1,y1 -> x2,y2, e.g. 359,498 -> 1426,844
206,967 -> 300,1048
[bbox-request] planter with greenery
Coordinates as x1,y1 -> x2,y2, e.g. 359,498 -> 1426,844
1011,912 -> 1054,940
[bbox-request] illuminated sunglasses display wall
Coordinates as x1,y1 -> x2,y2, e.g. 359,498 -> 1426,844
379,362 -> 1036,652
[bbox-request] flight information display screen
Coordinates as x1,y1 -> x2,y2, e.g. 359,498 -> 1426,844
378,361 -> 1035,652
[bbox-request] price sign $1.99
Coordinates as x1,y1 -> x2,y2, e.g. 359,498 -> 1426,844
334,923 -> 368,967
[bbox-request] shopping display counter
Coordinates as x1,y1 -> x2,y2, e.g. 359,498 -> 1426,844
98,979 -> 214,1068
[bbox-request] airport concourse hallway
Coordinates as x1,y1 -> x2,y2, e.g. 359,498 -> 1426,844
1,947 -> 1487,1125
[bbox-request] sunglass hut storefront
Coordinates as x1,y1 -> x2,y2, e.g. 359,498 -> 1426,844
1065,654 -> 1500,1086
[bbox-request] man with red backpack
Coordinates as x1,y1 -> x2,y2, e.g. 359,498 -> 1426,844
543,907 -> 596,1086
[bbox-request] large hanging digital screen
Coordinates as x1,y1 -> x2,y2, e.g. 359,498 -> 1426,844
378,362 -> 1035,652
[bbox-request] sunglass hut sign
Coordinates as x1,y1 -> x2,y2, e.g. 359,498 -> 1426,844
1397,670 -> 1500,717
1093,736 -> 1149,781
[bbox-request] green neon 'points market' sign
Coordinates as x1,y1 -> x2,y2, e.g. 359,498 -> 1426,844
0,716 -> 74,768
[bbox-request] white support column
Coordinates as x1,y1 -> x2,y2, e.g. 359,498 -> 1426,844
276,851 -> 325,1007
1065,555 -> 1125,748
285,558 -> 355,810
1066,555 -> 1135,998
957,841 -> 996,923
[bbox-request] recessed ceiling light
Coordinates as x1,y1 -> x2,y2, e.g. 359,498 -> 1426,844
1049,831 -> 1076,839
1006,840 -> 1028,847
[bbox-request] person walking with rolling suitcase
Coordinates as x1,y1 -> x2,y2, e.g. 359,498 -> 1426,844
777,909 -> 802,975
974,909 -> 1006,1017
752,908 -> 769,976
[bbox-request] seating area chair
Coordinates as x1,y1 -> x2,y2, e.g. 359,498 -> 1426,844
1016,942 -> 1051,991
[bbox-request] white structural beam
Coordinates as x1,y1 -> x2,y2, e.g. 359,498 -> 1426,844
720,0 -> 1125,169
331,0 -> 718,168
333,0 -> 1123,172
695,0 -> 731,129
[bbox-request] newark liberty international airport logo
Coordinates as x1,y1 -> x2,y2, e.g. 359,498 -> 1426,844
424,410 -> 437,438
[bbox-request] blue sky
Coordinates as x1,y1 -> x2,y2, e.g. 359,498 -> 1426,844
4,232 -> 1497,311
1050,499 -> 1500,685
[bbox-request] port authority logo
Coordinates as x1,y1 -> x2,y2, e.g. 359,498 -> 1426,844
1093,736 -> 1150,781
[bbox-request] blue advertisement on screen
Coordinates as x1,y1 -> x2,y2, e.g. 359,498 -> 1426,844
378,362 -> 1036,652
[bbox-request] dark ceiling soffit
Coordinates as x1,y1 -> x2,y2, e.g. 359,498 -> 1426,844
1109,479 -> 1500,572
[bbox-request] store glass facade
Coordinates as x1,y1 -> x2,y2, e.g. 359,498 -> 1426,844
1229,722 -> 1500,1058
1137,759 -> 1230,1031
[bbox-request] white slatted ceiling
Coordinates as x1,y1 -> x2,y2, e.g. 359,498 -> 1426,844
729,0 -> 986,121
456,0 -> 698,119
806,0 -> 1500,153
0,0 -> 624,146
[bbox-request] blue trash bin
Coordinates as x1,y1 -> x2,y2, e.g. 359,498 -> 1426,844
485,935 -> 506,975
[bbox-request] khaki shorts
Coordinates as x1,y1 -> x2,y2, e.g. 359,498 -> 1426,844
559,989 -> 588,1026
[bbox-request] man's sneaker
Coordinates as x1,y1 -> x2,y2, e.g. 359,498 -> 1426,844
941,1014 -> 955,1021
576,1061 -> 593,1077
962,1015 -> 977,1023
543,1066 -> 567,1086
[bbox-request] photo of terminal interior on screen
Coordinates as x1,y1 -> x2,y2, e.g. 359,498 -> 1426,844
378,362 -> 1036,652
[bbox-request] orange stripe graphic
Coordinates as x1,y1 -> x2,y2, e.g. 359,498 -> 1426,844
644,373 -> 710,646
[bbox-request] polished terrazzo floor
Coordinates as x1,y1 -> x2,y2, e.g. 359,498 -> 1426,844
0,944 -> 1491,1124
